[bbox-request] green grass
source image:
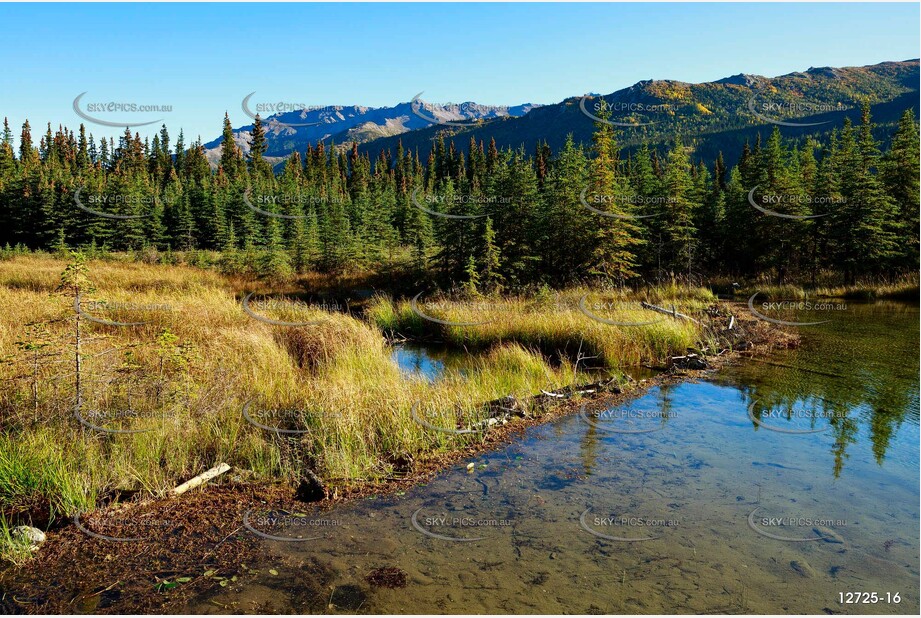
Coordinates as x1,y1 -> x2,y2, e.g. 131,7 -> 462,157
0,255 -> 719,558
0,432 -> 95,518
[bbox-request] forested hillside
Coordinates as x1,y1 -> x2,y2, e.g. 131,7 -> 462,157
0,63 -> 918,289
351,61 -> 919,169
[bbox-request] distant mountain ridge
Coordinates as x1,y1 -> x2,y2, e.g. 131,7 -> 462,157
351,59 -> 919,168
203,98 -> 541,166
206,59 -> 919,169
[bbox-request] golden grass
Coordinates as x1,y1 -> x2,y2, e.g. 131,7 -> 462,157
0,254 -> 722,563
0,255 -> 588,529
367,286 -> 711,369
730,273 -> 919,302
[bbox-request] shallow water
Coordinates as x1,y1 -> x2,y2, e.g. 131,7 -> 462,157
391,342 -> 472,380
189,301 -> 919,614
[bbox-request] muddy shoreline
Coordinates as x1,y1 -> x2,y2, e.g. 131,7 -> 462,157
0,305 -> 797,615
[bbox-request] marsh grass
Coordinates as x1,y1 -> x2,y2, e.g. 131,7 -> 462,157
731,274 -> 919,302
0,255 -> 601,540
368,285 -> 712,369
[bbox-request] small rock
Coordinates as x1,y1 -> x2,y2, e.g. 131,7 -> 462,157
12,526 -> 45,549
549,552 -> 557,560
365,566 -> 407,589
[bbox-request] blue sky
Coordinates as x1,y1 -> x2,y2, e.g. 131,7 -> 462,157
0,2 -> 917,146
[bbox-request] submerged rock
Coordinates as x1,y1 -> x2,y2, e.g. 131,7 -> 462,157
814,526 -> 845,544
329,584 -> 367,611
790,559 -> 816,578
365,566 -> 407,589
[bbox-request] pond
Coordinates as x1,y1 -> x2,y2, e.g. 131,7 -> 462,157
187,300 -> 918,614
391,342 -> 473,381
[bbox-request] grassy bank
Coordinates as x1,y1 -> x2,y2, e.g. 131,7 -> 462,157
367,284 -> 715,369
0,255 -> 719,562
727,274 -> 919,302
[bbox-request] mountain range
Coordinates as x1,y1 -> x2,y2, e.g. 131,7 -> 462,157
205,59 -> 919,169
203,98 -> 540,167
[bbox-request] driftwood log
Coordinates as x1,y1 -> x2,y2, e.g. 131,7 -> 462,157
640,301 -> 701,324
171,463 -> 231,496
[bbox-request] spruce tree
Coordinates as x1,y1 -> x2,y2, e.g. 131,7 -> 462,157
585,105 -> 641,283
881,109 -> 920,270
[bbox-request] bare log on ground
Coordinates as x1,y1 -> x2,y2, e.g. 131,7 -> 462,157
171,463 -> 231,496
640,301 -> 701,324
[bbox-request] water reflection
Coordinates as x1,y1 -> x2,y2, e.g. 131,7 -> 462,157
717,300 -> 919,477
391,342 -> 472,380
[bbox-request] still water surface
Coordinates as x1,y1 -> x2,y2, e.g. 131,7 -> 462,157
190,301 -> 919,614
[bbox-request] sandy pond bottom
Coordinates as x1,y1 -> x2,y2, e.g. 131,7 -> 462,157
184,384 -> 918,614
185,303 -> 919,614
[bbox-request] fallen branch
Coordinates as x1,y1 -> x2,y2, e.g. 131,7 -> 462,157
170,463 -> 231,496
640,301 -> 701,324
